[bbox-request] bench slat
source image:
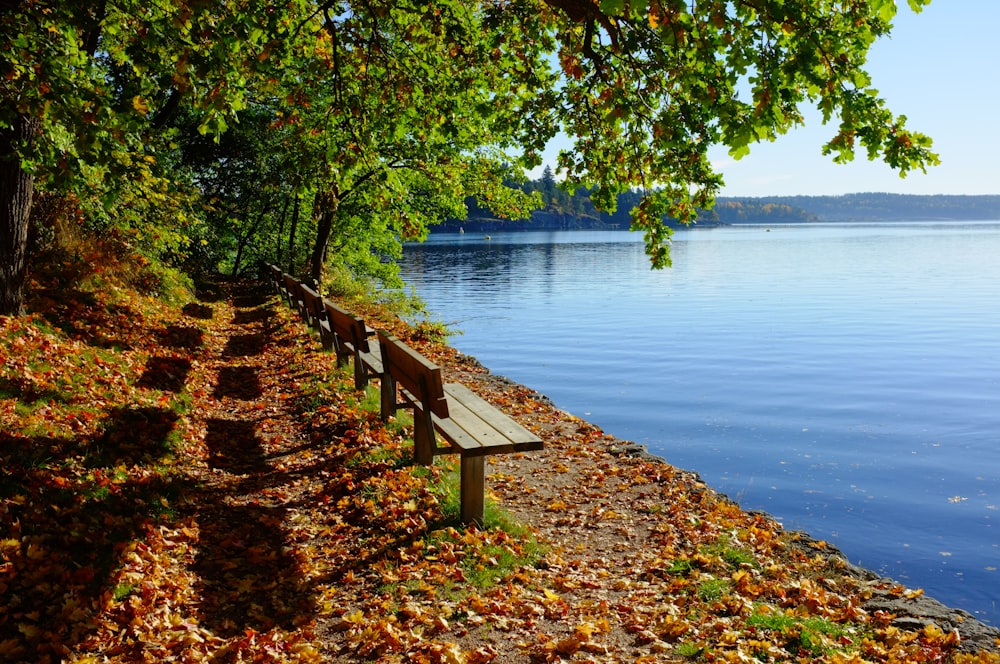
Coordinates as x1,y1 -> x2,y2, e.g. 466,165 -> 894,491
439,384 -> 541,456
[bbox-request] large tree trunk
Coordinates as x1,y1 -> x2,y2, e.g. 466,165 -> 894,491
308,186 -> 338,287
0,114 -> 38,317
286,195 -> 299,275
309,209 -> 333,287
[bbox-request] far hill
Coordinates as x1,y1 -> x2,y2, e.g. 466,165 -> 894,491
752,193 -> 1000,222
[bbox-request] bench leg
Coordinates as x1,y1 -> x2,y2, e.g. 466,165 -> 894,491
380,374 -> 395,422
413,409 -> 435,466
353,351 -> 369,390
460,456 -> 486,526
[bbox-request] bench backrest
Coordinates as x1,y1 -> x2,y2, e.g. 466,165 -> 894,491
282,273 -> 309,319
299,283 -> 325,326
377,331 -> 449,419
268,264 -> 283,293
324,300 -> 370,352
282,273 -> 300,301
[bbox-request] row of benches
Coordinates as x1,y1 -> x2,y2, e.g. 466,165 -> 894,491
266,265 -> 542,525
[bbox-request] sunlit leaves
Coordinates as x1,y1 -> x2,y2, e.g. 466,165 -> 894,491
532,0 -> 939,265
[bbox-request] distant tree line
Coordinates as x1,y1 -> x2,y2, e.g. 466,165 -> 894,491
439,178 -> 1000,232
440,172 -> 817,232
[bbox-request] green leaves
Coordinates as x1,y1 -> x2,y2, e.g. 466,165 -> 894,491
2,0 -> 941,305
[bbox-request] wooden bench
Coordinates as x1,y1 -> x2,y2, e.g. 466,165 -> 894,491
324,300 -> 384,394
377,331 -> 543,524
282,273 -> 311,325
267,264 -> 284,295
299,283 -> 335,350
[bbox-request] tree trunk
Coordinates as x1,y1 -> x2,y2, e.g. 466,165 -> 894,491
275,195 -> 290,266
308,186 -> 339,287
0,114 -> 38,317
231,203 -> 271,277
309,209 -> 333,287
286,195 -> 299,274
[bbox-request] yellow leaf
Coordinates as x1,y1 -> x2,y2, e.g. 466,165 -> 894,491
574,621 -> 598,639
132,95 -> 149,115
554,636 -> 582,655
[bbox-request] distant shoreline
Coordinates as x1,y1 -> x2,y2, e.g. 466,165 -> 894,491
437,193 -> 1000,233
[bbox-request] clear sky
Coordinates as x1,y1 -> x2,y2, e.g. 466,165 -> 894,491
540,1 -> 1000,197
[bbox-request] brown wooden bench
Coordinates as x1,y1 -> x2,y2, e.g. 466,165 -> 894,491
299,283 -> 335,350
282,273 -> 311,325
267,264 -> 284,295
377,331 -> 543,524
323,300 -> 384,394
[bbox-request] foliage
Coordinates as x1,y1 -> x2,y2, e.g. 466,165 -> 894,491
533,0 -> 939,264
3,0 -> 943,315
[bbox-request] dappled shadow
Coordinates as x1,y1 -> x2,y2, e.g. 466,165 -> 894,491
232,306 -> 274,325
182,302 -> 214,320
137,355 -> 192,392
192,502 -> 317,637
0,427 -> 183,661
204,418 -> 266,474
86,406 -> 180,467
223,333 -> 265,358
213,366 -> 262,400
231,289 -> 268,310
194,283 -> 224,302
0,376 -> 71,405
160,323 -> 204,349
31,287 -> 139,350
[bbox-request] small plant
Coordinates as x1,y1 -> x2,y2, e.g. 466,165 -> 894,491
666,558 -> 696,575
112,583 -> 137,602
696,577 -> 731,602
747,608 -> 851,657
675,642 -> 706,660
702,538 -> 757,569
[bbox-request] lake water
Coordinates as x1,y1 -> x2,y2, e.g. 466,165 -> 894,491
398,224 -> 1000,625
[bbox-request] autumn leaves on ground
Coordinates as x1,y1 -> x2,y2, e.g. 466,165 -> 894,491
2,264 -> 999,663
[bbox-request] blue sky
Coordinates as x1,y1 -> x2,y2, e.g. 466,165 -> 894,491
540,1 -> 1000,197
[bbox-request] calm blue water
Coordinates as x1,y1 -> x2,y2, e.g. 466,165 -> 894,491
398,224 -> 1000,624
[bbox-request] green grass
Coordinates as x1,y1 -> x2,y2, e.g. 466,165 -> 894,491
428,459 -> 546,589
696,577 -> 731,602
703,539 -> 757,569
746,608 -> 852,657
675,642 -> 706,660
112,583 -> 137,602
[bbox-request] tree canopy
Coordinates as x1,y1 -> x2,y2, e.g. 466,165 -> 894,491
1,0 -> 938,314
